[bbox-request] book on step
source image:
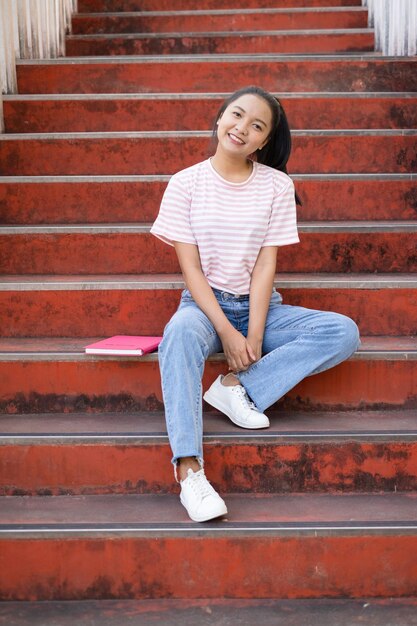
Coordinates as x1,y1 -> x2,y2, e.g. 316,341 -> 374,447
84,335 -> 163,356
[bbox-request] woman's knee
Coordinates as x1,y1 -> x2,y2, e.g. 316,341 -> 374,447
331,313 -> 361,356
160,309 -> 212,355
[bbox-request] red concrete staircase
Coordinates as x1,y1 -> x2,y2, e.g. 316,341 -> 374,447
1,0 -> 417,622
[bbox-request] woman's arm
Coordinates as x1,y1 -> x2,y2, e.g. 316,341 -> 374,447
247,245 -> 278,360
174,241 -> 256,372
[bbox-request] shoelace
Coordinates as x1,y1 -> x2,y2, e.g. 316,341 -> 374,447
232,385 -> 260,413
188,470 -> 215,500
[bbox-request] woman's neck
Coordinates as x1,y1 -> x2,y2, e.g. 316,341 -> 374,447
210,151 -> 253,183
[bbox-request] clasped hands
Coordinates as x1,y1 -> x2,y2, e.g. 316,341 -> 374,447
219,325 -> 262,374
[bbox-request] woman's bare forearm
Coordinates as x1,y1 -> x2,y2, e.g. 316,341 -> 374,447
181,266 -> 234,337
248,248 -> 278,341
174,241 -> 233,336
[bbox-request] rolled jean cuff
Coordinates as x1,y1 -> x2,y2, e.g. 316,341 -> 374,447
236,370 -> 263,411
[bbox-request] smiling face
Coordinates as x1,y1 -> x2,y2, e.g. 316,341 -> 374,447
215,94 -> 273,159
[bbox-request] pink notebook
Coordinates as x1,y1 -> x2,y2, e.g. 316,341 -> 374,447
85,335 -> 162,356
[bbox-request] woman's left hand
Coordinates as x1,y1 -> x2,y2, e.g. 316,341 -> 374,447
245,335 -> 263,364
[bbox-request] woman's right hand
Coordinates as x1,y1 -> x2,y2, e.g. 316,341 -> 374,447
219,326 -> 257,373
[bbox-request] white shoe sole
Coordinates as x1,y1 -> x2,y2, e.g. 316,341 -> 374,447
180,495 -> 228,523
203,388 -> 270,430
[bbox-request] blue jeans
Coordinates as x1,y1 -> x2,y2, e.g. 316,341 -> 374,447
158,288 -> 360,466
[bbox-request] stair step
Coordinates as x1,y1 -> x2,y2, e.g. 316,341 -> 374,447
78,0 -> 364,11
0,336 -> 416,413
1,334 -> 416,357
65,30 -> 375,56
1,410 -> 416,495
2,492 -> 416,528
0,274 -> 416,336
16,55 -> 416,94
1,131 -> 415,175
1,598 -> 417,626
4,221 -> 416,230
1,223 -> 416,274
4,93 -> 416,132
1,174 -> 415,223
3,408 -> 416,438
0,492 -> 416,599
72,8 -> 369,35
78,0 -> 364,10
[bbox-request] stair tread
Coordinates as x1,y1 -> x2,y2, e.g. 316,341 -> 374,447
1,173 -> 414,180
1,273 -> 416,290
66,27 -> 375,37
1,598 -> 416,626
2,129 -> 416,138
75,7 -> 369,16
76,0 -> 364,7
5,91 -> 417,99
2,221 -> 416,234
1,492 -> 416,533
0,336 -> 416,360
17,52 -> 389,63
1,409 -> 416,440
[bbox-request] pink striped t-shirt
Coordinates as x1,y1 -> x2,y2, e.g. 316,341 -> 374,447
150,158 -> 299,295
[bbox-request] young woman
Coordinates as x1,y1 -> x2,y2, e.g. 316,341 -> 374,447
150,86 -> 360,523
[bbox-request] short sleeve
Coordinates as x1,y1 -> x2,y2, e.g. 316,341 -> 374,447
150,173 -> 197,247
262,177 -> 299,247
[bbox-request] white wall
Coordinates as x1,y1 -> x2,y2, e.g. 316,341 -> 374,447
363,0 -> 417,56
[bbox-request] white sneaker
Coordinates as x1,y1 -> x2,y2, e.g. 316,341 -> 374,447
180,468 -> 228,522
203,375 -> 270,429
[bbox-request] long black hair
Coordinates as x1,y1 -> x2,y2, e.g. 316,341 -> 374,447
211,85 -> 302,206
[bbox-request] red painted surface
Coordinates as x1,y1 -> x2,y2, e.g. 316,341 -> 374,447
283,288 -> 417,336
16,59 -> 417,94
0,359 -> 416,414
0,180 -> 167,224
1,288 -> 416,337
65,32 -> 374,56
0,535 -> 416,600
1,135 -> 416,175
72,10 -> 368,35
78,0 -> 364,10
1,232 -> 416,275
1,441 -> 417,496
296,180 -> 417,222
5,97 -> 416,133
1,179 -> 415,225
